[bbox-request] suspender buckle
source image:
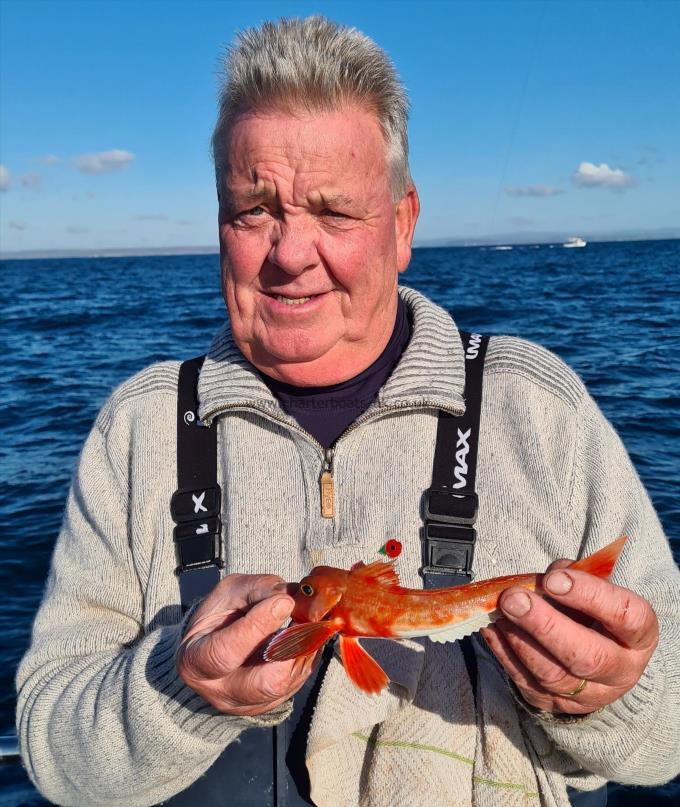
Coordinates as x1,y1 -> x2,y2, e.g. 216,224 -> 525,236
171,486 -> 221,523
173,517 -> 223,571
424,488 -> 478,526
422,522 -> 476,579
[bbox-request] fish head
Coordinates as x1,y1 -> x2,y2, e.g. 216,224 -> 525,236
291,566 -> 348,622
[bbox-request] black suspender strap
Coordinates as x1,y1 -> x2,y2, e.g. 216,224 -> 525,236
170,356 -> 223,612
422,331 -> 489,588
423,331 -> 489,706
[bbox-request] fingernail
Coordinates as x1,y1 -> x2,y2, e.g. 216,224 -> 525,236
272,598 -> 292,620
503,592 -> 531,617
545,571 -> 573,595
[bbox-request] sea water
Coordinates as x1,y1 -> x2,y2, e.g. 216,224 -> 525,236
1,240 -> 678,805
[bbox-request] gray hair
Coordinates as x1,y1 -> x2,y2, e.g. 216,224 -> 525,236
212,16 -> 411,200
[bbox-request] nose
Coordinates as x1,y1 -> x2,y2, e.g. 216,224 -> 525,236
268,218 -> 318,276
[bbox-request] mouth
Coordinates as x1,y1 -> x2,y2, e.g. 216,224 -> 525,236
272,294 -> 315,306
262,290 -> 331,310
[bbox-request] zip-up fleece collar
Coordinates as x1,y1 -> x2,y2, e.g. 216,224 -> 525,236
197,286 -> 466,425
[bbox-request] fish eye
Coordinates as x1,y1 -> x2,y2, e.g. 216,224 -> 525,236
300,583 -> 315,597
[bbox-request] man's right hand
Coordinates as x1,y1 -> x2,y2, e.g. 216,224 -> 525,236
176,573 -> 313,716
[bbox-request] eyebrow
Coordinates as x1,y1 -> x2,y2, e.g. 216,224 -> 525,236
222,183 -> 276,210
221,186 -> 358,212
320,192 -> 356,208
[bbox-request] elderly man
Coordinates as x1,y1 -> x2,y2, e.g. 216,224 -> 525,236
17,16 -> 679,807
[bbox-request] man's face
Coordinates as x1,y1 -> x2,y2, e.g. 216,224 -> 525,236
217,105 -> 419,386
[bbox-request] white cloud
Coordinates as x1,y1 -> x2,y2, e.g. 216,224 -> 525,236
74,149 -> 135,174
0,165 -> 10,191
21,173 -> 42,189
9,220 -> 26,231
41,154 -> 60,165
572,162 -> 634,189
505,185 -> 565,197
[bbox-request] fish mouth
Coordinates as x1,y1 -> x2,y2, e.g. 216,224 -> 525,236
284,582 -> 300,597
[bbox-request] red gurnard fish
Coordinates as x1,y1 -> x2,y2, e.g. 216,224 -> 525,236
264,536 -> 628,694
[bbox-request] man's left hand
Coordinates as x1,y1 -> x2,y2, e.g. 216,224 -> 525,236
481,559 -> 659,715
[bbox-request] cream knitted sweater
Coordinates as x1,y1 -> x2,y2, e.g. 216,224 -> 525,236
16,287 -> 680,806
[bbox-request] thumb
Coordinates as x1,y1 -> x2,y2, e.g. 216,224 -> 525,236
188,595 -> 295,678
546,558 -> 574,573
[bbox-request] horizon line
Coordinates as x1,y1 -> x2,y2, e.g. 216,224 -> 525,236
2,231 -> 679,261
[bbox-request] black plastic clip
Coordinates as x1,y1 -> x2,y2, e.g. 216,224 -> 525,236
422,522 -> 476,578
173,517 -> 223,571
424,488 -> 478,526
170,486 -> 221,523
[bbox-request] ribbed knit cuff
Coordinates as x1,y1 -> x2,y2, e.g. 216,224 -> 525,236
519,649 -> 668,780
143,623 -> 293,746
509,680 -> 603,725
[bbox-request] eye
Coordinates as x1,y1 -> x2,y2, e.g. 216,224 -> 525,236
300,583 -> 315,597
230,205 -> 268,226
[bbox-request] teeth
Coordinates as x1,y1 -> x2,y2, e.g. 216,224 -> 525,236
275,295 -> 312,305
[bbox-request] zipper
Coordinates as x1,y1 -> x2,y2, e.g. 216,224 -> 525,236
202,399 -> 464,519
320,448 -> 335,519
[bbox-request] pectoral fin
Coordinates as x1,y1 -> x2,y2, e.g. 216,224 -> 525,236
264,621 -> 339,662
339,636 -> 390,695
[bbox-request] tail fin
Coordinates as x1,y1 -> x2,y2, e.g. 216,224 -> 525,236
569,536 -> 628,579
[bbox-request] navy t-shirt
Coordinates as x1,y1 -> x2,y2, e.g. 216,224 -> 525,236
263,295 -> 411,448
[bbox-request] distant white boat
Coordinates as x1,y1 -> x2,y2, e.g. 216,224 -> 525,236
492,245 -> 513,251
563,237 -> 587,248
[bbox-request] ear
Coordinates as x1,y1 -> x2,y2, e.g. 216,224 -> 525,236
395,186 -> 420,274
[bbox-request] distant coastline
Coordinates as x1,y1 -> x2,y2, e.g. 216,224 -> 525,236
1,230 -> 679,261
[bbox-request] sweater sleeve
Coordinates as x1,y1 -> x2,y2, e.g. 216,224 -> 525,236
15,411 -> 291,807
532,388 -> 680,786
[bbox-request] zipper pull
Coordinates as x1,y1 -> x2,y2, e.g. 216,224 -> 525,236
320,449 -> 335,519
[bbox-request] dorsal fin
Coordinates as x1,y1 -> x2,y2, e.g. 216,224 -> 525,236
350,559 -> 401,588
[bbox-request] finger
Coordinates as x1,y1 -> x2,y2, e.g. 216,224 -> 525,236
184,574 -> 288,646
223,645 -> 323,711
541,569 -> 659,651
499,587 -> 626,685
221,658 -> 313,715
482,625 -> 545,694
545,558 -> 573,572
543,559 -> 590,623
494,618 -> 592,694
202,573 -> 288,615
190,595 -> 295,678
481,626 -> 604,715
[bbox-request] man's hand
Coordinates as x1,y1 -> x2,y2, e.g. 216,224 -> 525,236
481,559 -> 659,715
177,573 -> 315,716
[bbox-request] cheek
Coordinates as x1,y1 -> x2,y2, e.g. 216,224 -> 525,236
319,228 -> 394,294
221,228 -> 270,287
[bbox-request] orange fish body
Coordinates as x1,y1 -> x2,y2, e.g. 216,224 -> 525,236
264,536 -> 627,694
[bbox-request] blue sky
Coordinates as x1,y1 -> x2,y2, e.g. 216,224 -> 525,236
1,0 -> 678,253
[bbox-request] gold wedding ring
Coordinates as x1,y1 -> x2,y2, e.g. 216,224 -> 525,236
559,678 -> 588,698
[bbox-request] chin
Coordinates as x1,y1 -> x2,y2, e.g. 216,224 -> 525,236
260,328 -> 338,362
249,336 -> 334,371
